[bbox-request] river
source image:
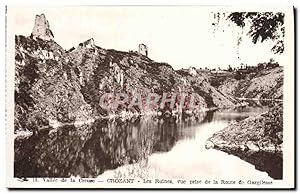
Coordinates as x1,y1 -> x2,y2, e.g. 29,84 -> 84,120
14,104 -> 273,180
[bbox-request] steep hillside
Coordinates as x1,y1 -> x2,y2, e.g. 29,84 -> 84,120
15,35 -> 93,133
15,34 -> 240,134
176,69 -> 239,108
217,67 -> 283,99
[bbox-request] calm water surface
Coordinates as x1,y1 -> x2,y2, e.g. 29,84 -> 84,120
14,105 -> 272,179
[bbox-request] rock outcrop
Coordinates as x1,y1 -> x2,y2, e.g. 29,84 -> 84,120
206,104 -> 283,179
31,14 -> 54,41
15,34 -> 241,134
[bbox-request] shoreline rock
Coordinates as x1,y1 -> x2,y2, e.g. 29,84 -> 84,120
206,103 -> 283,179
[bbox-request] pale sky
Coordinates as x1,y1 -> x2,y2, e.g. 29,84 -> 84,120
10,6 -> 286,69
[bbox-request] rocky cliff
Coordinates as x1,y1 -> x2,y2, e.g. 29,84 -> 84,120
14,14 -> 240,135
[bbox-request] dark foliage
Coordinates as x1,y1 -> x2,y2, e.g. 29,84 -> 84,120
228,12 -> 285,54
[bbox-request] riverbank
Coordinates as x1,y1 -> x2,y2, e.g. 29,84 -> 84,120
206,103 -> 283,179
14,101 -> 249,140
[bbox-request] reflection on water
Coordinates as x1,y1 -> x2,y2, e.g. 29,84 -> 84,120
100,122 -> 271,180
210,105 -> 268,122
14,105 -> 269,178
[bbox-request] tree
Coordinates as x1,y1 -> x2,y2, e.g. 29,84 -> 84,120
228,12 -> 285,54
212,12 -> 285,54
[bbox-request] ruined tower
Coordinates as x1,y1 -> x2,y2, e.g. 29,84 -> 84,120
138,44 -> 148,56
81,38 -> 95,48
31,14 -> 54,41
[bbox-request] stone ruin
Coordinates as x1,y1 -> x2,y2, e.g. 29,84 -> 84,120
77,38 -> 97,55
188,66 -> 197,76
138,44 -> 148,56
81,38 -> 95,49
31,14 -> 54,41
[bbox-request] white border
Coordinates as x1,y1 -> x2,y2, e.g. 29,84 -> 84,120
1,1 -> 298,192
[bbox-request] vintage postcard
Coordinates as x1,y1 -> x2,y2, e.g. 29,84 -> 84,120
6,6 -> 295,189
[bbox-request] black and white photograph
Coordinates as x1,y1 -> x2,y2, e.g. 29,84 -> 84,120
5,6 -> 295,189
